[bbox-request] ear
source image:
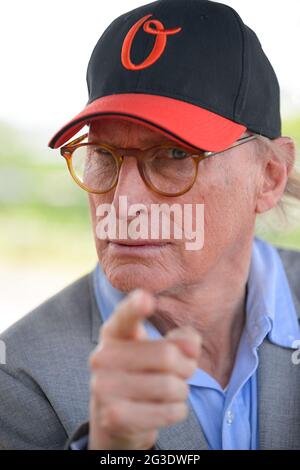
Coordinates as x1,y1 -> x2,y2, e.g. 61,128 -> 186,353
255,137 -> 295,214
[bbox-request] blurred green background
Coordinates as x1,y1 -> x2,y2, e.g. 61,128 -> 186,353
0,123 -> 95,270
0,124 -> 97,331
0,120 -> 300,331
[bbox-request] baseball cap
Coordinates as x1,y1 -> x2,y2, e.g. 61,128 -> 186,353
48,0 -> 281,151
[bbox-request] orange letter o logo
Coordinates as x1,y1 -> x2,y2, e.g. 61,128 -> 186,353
121,14 -> 182,71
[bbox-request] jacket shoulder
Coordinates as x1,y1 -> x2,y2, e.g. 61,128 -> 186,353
0,270 -> 97,449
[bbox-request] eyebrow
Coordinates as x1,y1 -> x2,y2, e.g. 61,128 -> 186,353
88,136 -> 190,149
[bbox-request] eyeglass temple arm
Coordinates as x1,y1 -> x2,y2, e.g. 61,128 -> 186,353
202,134 -> 257,158
61,133 -> 88,151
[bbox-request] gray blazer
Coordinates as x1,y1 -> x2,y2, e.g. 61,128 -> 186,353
0,246 -> 299,450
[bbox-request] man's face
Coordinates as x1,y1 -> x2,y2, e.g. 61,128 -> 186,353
88,118 -> 259,294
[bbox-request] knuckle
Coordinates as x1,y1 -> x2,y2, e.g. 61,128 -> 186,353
159,343 -> 178,370
90,374 -> 103,399
90,374 -> 98,395
162,375 -> 187,399
89,345 -> 110,370
88,350 -> 100,369
90,372 -> 113,400
177,379 -> 189,399
185,358 -> 198,376
100,322 -> 111,337
165,402 -> 188,425
101,402 -> 124,430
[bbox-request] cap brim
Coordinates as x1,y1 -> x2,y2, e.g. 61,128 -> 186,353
48,93 -> 246,151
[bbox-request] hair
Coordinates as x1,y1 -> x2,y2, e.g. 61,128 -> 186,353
254,134 -> 300,233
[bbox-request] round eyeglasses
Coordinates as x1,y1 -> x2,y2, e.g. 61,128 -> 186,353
60,133 -> 257,197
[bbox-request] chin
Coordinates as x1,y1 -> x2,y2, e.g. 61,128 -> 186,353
96,241 -> 178,293
102,261 -> 173,294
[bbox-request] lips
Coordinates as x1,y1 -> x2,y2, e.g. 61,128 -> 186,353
107,240 -> 170,256
108,239 -> 169,247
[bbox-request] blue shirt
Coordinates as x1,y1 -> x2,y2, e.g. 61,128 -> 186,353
92,237 -> 300,450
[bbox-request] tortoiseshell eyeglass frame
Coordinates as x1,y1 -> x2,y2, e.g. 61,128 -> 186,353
60,132 -> 257,197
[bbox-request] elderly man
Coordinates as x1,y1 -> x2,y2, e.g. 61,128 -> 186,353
0,0 -> 300,451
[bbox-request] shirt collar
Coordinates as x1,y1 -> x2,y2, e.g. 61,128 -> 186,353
246,237 -> 300,348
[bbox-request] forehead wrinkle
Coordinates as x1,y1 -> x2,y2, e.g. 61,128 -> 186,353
88,119 -> 179,148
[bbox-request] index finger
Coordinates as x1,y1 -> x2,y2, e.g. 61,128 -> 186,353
100,289 -> 156,341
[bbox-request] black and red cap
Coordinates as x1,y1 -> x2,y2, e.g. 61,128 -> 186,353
48,0 -> 281,151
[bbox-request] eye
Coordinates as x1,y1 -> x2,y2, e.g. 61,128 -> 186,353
169,148 -> 190,160
93,147 -> 112,156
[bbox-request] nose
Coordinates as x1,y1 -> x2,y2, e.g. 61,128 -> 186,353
112,156 -> 155,220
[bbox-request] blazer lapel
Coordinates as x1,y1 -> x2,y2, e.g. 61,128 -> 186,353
155,400 -> 209,450
258,291 -> 300,450
89,271 -> 103,344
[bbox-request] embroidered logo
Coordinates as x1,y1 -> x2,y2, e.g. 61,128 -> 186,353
121,14 -> 182,71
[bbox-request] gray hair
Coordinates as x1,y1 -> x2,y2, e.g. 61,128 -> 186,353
254,134 -> 300,234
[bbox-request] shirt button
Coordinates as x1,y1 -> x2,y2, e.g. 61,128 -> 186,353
226,410 -> 234,425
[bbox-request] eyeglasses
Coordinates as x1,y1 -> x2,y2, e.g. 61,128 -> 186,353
60,133 -> 257,197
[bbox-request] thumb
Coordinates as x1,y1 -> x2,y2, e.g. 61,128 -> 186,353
165,325 -> 202,360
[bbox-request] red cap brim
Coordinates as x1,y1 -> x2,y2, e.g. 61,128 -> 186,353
48,93 -> 246,151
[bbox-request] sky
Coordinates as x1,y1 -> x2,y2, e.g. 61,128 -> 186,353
1,0 -> 300,136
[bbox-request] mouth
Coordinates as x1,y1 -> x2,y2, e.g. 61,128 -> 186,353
107,239 -> 170,255
108,239 -> 169,246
